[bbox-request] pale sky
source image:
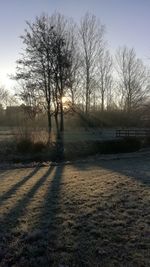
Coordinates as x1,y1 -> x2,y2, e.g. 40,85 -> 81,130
0,0 -> 150,92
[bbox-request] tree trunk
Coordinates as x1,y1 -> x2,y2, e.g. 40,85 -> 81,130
70,85 -> 75,106
60,99 -> 64,132
101,92 -> 104,112
47,104 -> 52,144
85,88 -> 89,114
85,68 -> 90,115
55,112 -> 60,140
58,98 -> 64,160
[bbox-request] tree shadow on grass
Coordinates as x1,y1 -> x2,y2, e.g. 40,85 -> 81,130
73,156 -> 150,186
0,166 -> 41,205
97,157 -> 150,186
71,157 -> 150,266
0,166 -> 54,267
0,165 -> 64,267
0,169 -> 10,180
0,166 -> 54,232
1,153 -> 149,266
27,164 -> 65,266
37,165 -> 64,228
0,169 -> 8,175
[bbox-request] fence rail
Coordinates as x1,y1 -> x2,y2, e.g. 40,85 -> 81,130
116,129 -> 150,137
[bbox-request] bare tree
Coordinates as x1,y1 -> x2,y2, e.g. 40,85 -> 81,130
15,13 -> 74,144
15,15 -> 55,142
97,50 -> 113,111
0,86 -> 9,107
79,13 -> 105,114
48,14 -> 76,140
67,37 -> 82,106
0,86 -> 17,108
116,46 -> 150,112
18,81 -> 44,119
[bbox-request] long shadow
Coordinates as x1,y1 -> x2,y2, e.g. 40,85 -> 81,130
25,164 -> 64,266
71,158 -> 150,266
96,157 -> 150,186
37,133 -> 65,232
0,164 -> 64,267
37,164 -> 64,234
0,169 -> 8,176
0,166 -> 54,233
0,169 -> 10,180
73,155 -> 150,186
72,186 -> 150,266
0,166 -> 41,205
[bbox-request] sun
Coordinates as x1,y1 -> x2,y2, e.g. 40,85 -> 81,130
62,96 -> 68,104
61,96 -> 71,109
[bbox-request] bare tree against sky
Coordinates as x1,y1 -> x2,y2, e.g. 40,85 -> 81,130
116,46 -> 150,112
15,15 -> 55,142
79,13 -> 105,114
51,14 -> 74,136
15,13 -> 74,144
97,50 -> 113,111
0,86 -> 17,108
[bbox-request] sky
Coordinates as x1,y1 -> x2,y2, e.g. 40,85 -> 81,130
0,0 -> 150,91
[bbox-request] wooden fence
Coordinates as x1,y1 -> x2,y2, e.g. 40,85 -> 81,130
116,129 -> 150,138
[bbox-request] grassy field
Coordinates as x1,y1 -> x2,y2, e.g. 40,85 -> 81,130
0,156 -> 150,267
0,126 -> 115,142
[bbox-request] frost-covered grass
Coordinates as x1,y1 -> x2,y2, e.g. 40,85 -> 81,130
0,156 -> 150,267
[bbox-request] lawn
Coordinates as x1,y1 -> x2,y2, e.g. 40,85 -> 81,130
0,126 -> 116,142
0,156 -> 150,267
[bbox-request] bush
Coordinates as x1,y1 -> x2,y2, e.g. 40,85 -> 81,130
32,142 -> 46,153
15,136 -> 142,161
99,137 -> 141,154
143,136 -> 150,147
17,138 -> 33,153
64,137 -> 141,159
16,139 -> 47,154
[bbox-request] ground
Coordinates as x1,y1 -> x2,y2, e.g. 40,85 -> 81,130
0,155 -> 150,267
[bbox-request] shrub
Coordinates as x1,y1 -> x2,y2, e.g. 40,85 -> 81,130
143,136 -> 150,147
64,138 -> 141,159
99,137 -> 141,154
16,139 -> 48,154
16,138 -> 33,153
32,142 -> 46,153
